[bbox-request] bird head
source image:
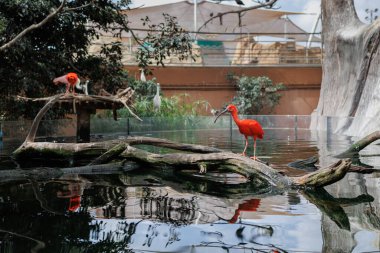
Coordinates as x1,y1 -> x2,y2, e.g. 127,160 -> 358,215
214,104 -> 237,123
66,72 -> 78,85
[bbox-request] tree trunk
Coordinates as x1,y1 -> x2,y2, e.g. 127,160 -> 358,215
311,0 -> 380,137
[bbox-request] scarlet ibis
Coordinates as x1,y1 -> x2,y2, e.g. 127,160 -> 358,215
53,72 -> 81,94
214,104 -> 264,160
153,83 -> 161,111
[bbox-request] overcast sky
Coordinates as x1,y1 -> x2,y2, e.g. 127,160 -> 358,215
129,0 -> 380,32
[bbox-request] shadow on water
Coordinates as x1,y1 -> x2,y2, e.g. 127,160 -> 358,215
0,128 -> 380,252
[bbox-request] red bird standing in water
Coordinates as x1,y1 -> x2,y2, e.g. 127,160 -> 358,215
214,104 -> 264,160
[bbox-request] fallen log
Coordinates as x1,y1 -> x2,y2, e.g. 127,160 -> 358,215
88,143 -> 129,165
290,159 -> 351,188
285,130 -> 380,175
336,131 -> 380,158
13,136 -> 222,162
122,145 -> 292,188
12,135 -> 353,189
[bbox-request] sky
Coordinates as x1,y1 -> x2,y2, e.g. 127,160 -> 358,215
129,0 -> 380,33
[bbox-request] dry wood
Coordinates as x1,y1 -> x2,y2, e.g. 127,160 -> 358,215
126,136 -> 223,153
88,143 -> 128,165
336,131 -> 380,158
13,136 -> 222,159
24,94 -> 64,142
13,133 -> 354,189
291,159 -> 351,188
15,87 -> 141,121
122,145 -> 292,187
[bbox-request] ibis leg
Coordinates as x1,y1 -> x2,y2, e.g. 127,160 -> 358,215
241,136 -> 248,156
250,139 -> 257,160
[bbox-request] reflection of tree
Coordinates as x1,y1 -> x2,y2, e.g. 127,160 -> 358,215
302,188 -> 374,230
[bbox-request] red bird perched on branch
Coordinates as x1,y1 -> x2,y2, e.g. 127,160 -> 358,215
214,104 -> 264,160
53,72 -> 81,94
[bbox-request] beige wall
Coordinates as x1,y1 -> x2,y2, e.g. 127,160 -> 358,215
126,66 -> 321,115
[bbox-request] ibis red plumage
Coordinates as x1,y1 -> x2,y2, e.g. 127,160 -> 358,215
214,104 -> 264,160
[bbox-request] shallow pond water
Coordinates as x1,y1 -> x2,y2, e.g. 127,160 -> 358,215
0,126 -> 379,253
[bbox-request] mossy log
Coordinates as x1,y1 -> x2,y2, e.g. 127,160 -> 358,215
336,131 -> 380,158
13,135 -> 353,189
288,131 -> 380,174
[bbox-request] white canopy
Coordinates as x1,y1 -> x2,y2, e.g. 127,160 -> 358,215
123,0 -> 320,42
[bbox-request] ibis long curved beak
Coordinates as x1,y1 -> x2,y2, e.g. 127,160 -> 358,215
214,108 -> 228,123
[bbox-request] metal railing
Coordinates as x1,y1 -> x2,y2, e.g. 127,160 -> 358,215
91,115 -> 311,136
89,32 -> 322,67
0,115 -> 311,141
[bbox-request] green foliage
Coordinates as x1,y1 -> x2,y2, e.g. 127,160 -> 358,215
116,94 -> 209,118
0,0 -> 194,119
99,79 -> 209,118
136,14 -> 195,69
126,78 -> 157,102
131,94 -> 209,117
231,75 -> 286,115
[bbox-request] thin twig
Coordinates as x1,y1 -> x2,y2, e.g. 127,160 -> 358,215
0,0 -> 67,51
0,0 -> 96,51
197,0 -> 278,33
63,0 -> 95,12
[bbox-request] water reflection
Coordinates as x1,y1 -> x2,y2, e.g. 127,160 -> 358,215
0,129 -> 379,252
0,178 -> 307,252
0,172 -> 375,252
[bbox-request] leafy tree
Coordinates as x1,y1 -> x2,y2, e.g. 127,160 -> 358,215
0,0 -> 194,119
231,75 -> 285,115
135,14 -> 195,68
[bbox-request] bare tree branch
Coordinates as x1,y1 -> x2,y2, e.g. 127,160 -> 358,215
0,0 -> 67,52
63,0 -> 95,12
197,0 -> 278,33
0,0 -> 95,52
